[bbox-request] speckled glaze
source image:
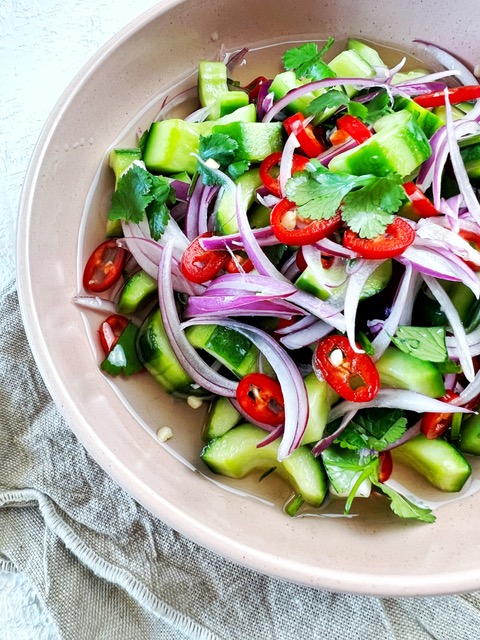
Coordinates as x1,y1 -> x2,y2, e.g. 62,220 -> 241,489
17,0 -> 480,596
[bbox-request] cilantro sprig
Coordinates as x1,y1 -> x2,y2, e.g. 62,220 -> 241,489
306,89 -> 393,125
197,133 -> 250,185
321,444 -> 435,523
390,325 -> 448,363
285,160 -> 406,238
108,164 -> 175,241
282,38 -> 336,81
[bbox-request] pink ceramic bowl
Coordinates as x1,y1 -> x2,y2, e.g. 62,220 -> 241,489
17,0 -> 480,595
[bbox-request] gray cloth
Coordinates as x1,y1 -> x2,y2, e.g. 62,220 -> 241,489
2,277 -> 480,639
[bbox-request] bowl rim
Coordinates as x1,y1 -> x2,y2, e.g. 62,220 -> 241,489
15,0 -> 480,597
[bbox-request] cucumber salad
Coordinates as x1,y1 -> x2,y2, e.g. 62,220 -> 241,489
77,37 -> 480,523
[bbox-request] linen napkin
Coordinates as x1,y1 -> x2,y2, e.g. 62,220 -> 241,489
2,276 -> 480,639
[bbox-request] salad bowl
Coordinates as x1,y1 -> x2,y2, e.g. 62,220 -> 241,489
16,0 -> 480,595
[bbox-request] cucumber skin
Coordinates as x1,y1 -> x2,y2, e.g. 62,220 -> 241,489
459,414 -> 480,456
391,434 -> 471,492
203,396 -> 241,441
201,423 -> 328,507
117,270 -> 157,315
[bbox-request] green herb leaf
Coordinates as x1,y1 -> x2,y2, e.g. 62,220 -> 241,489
199,133 -> 239,166
346,100 -> 369,120
372,480 -> 436,523
362,90 -> 393,124
306,89 -> 350,119
436,359 -> 462,374
146,199 -> 170,241
391,325 -> 448,363
341,173 -> 405,238
108,164 -> 154,224
285,166 -> 361,220
227,159 -> 250,181
282,39 -> 336,81
336,408 -> 407,452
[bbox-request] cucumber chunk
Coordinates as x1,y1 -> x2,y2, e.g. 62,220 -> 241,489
215,168 -> 263,235
301,373 -> 338,445
375,346 -> 445,398
459,413 -> 480,456
391,433 -> 471,492
212,122 -> 284,163
201,423 -> 328,507
329,110 -> 432,178
137,308 -> 202,397
117,270 -> 157,315
203,396 -> 241,441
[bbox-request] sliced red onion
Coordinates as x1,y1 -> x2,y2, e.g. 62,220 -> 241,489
169,180 -> 190,202
225,47 -> 249,73
257,192 -> 281,209
290,289 -> 347,331
279,131 -> 300,196
184,296 -> 302,318
372,263 -> 416,360
397,69 -> 461,86
181,317 -> 309,461
416,220 -> 480,268
169,201 -> 188,222
397,241 -> 480,295
157,241 -> 238,397
452,369 -> 480,407
256,81 -> 273,121
184,105 -> 212,123
280,319 -> 333,350
423,274 -> 475,382
315,137 -> 358,167
444,92 -> 480,228
274,314 -> 317,336
200,226 -> 277,250
413,40 -> 479,86
311,410 -> 358,456
329,389 -> 472,422
280,252 -> 301,281
73,295 -> 118,315
262,76 -> 440,124
184,176 -> 203,240
344,259 -> 384,352
314,237 -> 359,259
205,273 -> 297,296
229,397 -> 277,432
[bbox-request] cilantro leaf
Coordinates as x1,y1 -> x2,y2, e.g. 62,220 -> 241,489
285,167 -> 361,220
321,446 -> 367,495
227,160 -> 250,181
146,199 -> 170,241
362,90 -> 393,124
346,100 -> 369,120
390,325 -> 448,363
372,481 -> 436,523
306,89 -> 350,120
336,408 -> 407,452
282,39 -> 336,81
199,133 -> 238,166
108,164 -> 154,224
341,174 -> 405,238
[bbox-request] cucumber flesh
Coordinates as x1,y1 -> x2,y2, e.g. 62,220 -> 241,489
347,38 -> 386,69
137,308 -> 202,397
117,270 -> 157,315
201,423 -> 328,507
376,346 -> 445,397
459,413 -> 480,456
301,373 -> 338,445
203,396 -> 241,441
215,168 -> 263,235
391,433 -> 471,492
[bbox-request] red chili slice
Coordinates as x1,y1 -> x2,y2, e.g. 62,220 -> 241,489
83,239 -> 127,293
336,114 -> 372,144
403,182 -> 440,218
283,112 -> 326,157
378,450 -> 393,483
414,86 -> 480,108
342,217 -> 415,259
420,390 -> 460,439
181,232 -> 229,284
271,198 -> 343,246
313,335 -> 380,403
244,76 -> 269,101
259,152 -> 310,197
98,314 -> 129,354
236,372 -> 285,426
224,253 -> 254,274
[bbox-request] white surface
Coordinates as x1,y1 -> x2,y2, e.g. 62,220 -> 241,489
0,0 -> 160,632
1,0 -> 160,290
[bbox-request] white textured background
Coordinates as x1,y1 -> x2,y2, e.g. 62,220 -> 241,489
1,1 -> 159,635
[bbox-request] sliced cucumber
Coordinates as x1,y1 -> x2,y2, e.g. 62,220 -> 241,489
137,308 -> 201,397
117,270 -> 157,315
215,168 -> 263,235
347,38 -> 386,69
203,396 -> 241,441
391,433 -> 471,492
201,423 -> 328,507
376,346 -> 445,398
301,373 -> 338,445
